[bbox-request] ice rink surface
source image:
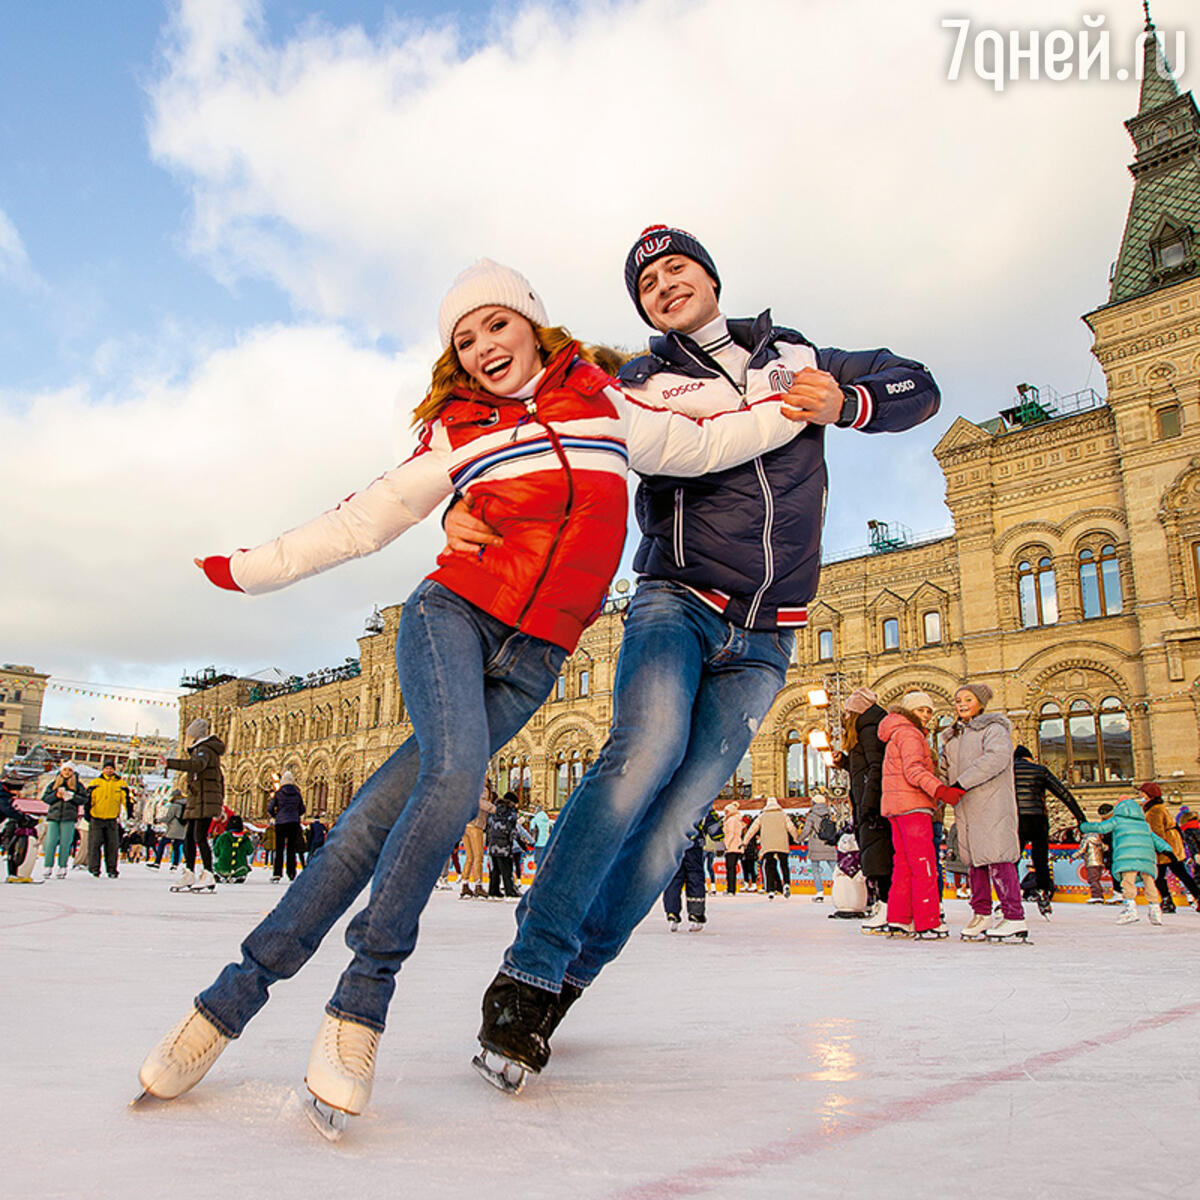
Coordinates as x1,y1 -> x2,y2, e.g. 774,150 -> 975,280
3,871 -> 1197,1199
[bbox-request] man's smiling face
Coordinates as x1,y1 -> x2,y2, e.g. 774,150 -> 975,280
638,254 -> 720,334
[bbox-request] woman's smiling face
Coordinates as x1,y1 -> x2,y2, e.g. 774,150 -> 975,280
452,306 -> 542,395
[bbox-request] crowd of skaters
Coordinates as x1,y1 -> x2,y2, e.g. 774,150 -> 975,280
6,701 -> 1200,929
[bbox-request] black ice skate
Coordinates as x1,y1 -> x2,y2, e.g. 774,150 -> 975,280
473,973 -> 559,1095
666,912 -> 681,931
1035,890 -> 1053,920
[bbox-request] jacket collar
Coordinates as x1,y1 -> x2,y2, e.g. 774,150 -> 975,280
450,341 -> 580,408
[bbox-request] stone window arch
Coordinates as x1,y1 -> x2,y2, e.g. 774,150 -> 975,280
1078,544 -> 1123,618
1017,555 -> 1058,627
1037,695 -> 1132,784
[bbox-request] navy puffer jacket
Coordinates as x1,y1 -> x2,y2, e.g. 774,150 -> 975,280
619,311 -> 939,630
268,783 -> 305,824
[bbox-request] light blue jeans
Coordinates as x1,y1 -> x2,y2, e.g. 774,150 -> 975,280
197,581 -> 565,1035
503,580 -> 792,991
809,857 -> 834,892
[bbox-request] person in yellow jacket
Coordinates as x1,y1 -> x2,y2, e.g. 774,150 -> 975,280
86,760 -> 130,878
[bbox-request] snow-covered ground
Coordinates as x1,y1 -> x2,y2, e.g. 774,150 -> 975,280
3,871 -> 1197,1199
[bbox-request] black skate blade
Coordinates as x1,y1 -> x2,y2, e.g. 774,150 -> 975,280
472,1050 -> 529,1096
128,1089 -> 152,1108
304,1094 -> 349,1141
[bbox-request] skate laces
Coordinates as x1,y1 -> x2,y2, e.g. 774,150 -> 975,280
324,1017 -> 379,1080
166,1011 -> 227,1069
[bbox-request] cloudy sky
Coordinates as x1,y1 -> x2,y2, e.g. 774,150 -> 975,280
2,0 -> 1193,738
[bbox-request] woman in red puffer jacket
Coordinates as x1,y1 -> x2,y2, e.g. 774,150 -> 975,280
879,691 -> 962,938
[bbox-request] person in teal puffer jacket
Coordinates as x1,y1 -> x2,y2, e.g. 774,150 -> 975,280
1079,797 -> 1173,926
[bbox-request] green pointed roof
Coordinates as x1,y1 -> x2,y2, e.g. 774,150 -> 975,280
1108,7 -> 1200,305
1138,4 -> 1180,114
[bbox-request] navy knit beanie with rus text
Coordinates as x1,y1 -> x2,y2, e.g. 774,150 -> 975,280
624,225 -> 721,326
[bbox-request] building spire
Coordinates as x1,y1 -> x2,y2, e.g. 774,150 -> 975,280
1105,3 -> 1200,305
1137,5 -> 1179,114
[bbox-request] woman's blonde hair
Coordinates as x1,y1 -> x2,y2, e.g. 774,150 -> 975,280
413,318 -> 633,426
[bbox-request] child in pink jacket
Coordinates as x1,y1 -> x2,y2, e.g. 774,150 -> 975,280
878,691 -> 963,938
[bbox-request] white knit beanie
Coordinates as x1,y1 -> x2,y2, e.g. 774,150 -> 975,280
186,717 -> 209,742
438,259 -> 549,349
902,690 -> 936,712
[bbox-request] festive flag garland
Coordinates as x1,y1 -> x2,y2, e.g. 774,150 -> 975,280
45,681 -> 178,709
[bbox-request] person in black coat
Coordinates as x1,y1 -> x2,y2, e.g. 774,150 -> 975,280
837,688 -> 891,905
486,792 -> 525,898
1013,745 -> 1085,907
267,769 -> 307,881
307,815 -> 328,858
662,809 -> 722,930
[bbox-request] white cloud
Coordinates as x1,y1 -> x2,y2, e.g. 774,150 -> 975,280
144,0 -> 1167,372
2,322 -> 448,729
0,207 -> 45,292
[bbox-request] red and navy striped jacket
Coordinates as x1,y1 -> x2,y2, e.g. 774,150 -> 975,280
199,343 -> 802,651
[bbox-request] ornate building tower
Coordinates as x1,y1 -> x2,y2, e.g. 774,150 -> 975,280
1083,7 -> 1200,791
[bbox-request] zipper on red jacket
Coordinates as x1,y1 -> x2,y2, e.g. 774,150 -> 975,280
514,395 -> 575,630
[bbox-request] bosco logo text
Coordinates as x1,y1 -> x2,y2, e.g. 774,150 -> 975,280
662,382 -> 705,400
886,379 -> 915,395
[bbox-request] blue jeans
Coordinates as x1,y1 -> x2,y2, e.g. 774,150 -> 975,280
503,580 -> 791,991
196,581 -> 564,1036
810,858 -> 833,890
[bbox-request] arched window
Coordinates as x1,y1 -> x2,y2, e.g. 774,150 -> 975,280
311,776 -> 328,812
555,749 -> 583,807
1018,557 -> 1058,628
922,611 -> 942,645
337,769 -> 355,811
1037,702 -> 1067,779
1068,700 -> 1099,782
555,675 -> 566,701
782,729 -> 827,798
372,695 -> 382,727
720,749 -> 754,800
818,629 -> 834,661
579,670 -> 589,697
882,618 -> 900,651
1080,545 -> 1123,618
1039,696 -> 1133,783
1098,697 -> 1133,781
784,729 -> 805,798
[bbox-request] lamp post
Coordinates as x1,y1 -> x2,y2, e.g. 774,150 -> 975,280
807,672 -> 850,800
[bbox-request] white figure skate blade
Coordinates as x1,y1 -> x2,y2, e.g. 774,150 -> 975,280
304,1094 -> 348,1141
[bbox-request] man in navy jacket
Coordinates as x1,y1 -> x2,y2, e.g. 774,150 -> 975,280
454,227 -> 940,1081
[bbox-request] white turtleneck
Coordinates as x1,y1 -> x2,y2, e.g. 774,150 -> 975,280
500,366 -> 546,401
690,313 -> 750,392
